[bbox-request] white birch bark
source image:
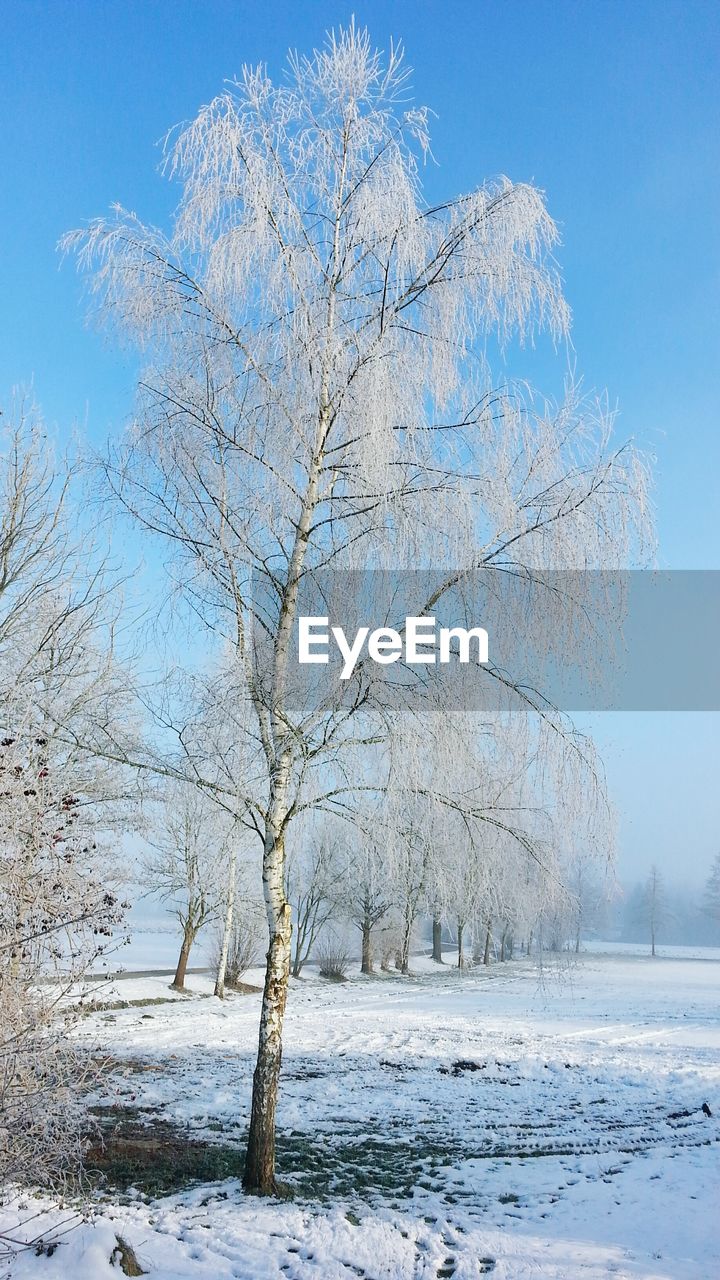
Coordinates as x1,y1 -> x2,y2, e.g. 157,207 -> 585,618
214,842 -> 238,999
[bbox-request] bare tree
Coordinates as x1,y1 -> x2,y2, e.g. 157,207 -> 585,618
145,784 -> 229,990
211,890 -> 264,994
566,850 -> 608,952
346,838 -> 393,975
213,826 -> 265,999
64,24 -> 650,1193
642,864 -> 668,957
701,851 -> 720,927
286,827 -> 346,978
392,822 -> 433,976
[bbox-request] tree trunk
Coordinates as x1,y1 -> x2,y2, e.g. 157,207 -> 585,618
483,920 -> 492,966
432,915 -> 443,963
243,817 -> 293,1196
400,908 -> 413,974
215,844 -> 238,999
172,926 -> 193,991
361,916 -> 373,974
500,925 -> 508,962
243,369 -> 339,1194
457,920 -> 464,969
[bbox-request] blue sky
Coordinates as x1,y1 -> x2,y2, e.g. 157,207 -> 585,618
2,0 -> 718,885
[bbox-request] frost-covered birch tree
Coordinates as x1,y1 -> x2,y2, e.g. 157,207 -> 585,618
65,24 -> 650,1193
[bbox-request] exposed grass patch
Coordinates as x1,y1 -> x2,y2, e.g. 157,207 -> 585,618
74,994 -> 212,1015
86,1111 -> 246,1196
87,1101 -> 600,1205
85,1105 -> 465,1202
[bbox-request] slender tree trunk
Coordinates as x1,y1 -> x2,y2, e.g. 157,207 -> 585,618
172,924 -> 194,991
527,929 -> 533,956
500,925 -> 508,962
651,922 -> 656,957
400,907 -> 413,974
457,920 -> 464,969
215,844 -> 238,999
244,258 -> 338,1194
291,933 -> 303,978
361,915 -> 373,974
483,920 -> 492,966
432,915 -> 443,963
243,818 -> 292,1196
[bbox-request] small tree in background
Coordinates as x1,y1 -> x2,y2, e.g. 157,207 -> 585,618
145,785 -> 229,990
642,864 -> 668,957
210,897 -> 264,992
286,828 -> 347,978
702,852 -> 720,929
567,850 -> 608,952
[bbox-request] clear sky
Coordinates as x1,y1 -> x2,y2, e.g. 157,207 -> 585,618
2,0 -> 718,884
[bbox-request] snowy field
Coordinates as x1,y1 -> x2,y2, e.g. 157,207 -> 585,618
3,949 -> 719,1280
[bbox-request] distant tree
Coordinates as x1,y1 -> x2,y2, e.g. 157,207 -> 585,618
145,785 -> 229,990
341,826 -> 392,975
702,852 -> 720,925
567,851 -> 607,952
641,864 -> 668,957
286,830 -> 346,979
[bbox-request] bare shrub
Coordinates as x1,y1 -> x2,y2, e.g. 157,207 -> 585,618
316,939 -> 350,982
375,919 -> 404,972
210,909 -> 262,989
0,400 -> 130,1196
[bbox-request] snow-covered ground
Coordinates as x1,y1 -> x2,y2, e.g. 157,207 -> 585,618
3,949 -> 719,1279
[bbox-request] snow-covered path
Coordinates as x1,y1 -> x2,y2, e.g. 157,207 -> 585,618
3,949 -> 719,1279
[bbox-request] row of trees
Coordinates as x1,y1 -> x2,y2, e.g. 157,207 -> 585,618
147,783 -> 613,984
3,25 -> 652,1198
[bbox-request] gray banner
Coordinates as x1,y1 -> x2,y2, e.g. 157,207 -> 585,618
249,570 -> 720,712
